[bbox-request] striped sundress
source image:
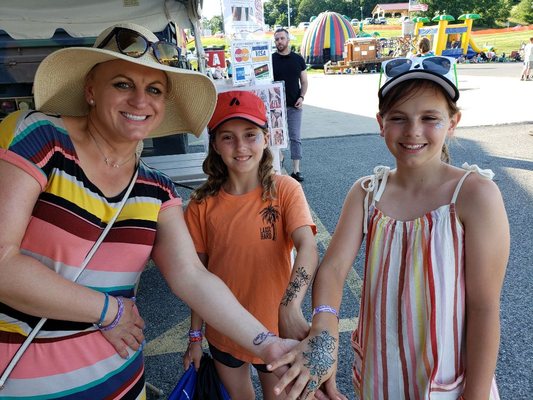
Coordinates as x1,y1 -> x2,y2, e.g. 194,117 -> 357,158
0,111 -> 181,399
351,165 -> 500,400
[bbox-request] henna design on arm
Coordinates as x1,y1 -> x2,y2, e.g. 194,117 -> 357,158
253,331 -> 276,345
280,266 -> 312,306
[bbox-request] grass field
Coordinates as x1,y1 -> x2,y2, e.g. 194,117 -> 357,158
197,26 -> 532,60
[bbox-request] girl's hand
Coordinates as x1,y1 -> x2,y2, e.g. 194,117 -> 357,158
279,305 -> 310,340
183,341 -> 203,371
267,330 -> 345,400
101,297 -> 145,359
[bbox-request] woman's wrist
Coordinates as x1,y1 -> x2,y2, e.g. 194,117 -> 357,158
95,296 -> 124,331
299,95 -> 304,100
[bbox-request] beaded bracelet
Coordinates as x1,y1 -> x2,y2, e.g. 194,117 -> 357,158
312,305 -> 339,320
188,329 -> 203,343
96,292 -> 110,327
96,296 -> 124,331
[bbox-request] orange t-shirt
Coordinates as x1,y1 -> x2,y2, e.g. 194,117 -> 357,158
185,175 -> 316,363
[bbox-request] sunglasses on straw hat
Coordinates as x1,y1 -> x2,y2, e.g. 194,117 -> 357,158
97,27 -> 181,67
379,56 -> 459,101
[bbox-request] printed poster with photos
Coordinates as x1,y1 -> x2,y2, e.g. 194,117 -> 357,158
217,82 -> 288,150
222,0 -> 265,35
231,39 -> 273,86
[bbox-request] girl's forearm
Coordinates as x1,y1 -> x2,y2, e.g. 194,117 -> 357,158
463,308 -> 501,399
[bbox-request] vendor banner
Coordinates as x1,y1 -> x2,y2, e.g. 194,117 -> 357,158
222,0 -> 265,36
230,39 -> 273,86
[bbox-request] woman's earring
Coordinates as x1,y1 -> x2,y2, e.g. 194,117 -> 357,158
88,99 -> 95,106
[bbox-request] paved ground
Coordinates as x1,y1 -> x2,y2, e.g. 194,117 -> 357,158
303,62 -> 529,138
140,62 -> 533,399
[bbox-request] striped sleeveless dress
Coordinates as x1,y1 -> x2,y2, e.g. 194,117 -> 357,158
351,165 -> 500,400
0,111 -> 181,399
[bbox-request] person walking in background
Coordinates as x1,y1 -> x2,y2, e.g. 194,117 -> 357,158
270,56 -> 509,400
183,90 -> 319,400
272,28 -> 308,182
0,23 -> 300,398
519,37 -> 533,80
416,37 -> 434,57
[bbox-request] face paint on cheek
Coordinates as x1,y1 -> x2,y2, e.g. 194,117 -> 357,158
435,122 -> 445,130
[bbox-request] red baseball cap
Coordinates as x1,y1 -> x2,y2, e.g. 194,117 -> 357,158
208,90 -> 268,133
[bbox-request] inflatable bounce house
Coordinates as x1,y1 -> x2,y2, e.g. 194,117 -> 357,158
413,13 -> 485,59
300,11 -> 357,66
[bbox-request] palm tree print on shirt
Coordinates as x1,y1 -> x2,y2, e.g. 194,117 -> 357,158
259,204 -> 280,240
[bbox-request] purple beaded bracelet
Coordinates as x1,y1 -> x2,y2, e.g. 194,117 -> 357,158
96,296 -> 124,331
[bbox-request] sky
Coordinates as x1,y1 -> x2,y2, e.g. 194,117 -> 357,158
201,0 -> 223,18
201,0 -> 268,19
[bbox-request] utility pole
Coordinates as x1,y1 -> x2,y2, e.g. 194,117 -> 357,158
287,0 -> 291,27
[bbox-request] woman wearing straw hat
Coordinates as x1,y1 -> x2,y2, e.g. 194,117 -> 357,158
0,23 -> 297,398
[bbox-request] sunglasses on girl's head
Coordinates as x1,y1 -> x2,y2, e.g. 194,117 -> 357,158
379,56 -> 458,86
97,27 -> 181,67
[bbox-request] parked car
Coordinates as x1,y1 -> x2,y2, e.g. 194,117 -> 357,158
363,17 -> 375,24
297,22 -> 310,30
350,18 -> 359,25
376,17 -> 387,25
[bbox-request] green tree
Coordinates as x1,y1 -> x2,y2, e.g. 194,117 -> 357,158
422,0 -> 511,26
209,15 -> 224,33
264,0 -> 302,26
511,0 -> 533,24
297,0 -> 362,23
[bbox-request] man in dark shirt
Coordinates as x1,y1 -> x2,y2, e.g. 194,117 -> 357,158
272,28 -> 308,182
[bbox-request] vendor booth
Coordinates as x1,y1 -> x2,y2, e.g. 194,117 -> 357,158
0,0 -> 208,180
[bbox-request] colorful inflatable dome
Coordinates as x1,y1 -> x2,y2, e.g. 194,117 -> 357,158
300,11 -> 357,66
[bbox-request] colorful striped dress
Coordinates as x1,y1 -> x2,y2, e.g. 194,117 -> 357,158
0,111 -> 181,399
351,165 -> 500,400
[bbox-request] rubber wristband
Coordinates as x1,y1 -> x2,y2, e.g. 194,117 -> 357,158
97,296 -> 124,331
299,95 -> 304,100
96,292 -> 109,326
312,305 -> 339,320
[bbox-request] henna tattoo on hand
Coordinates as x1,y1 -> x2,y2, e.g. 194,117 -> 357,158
280,267 -> 312,306
253,331 -> 276,345
304,379 -> 319,399
302,331 -> 336,391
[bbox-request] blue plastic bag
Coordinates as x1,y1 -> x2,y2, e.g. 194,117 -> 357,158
168,364 -> 197,400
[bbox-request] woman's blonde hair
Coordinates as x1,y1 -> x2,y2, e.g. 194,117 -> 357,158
378,79 -> 459,163
190,127 -> 277,202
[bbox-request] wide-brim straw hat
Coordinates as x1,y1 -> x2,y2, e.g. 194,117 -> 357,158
33,22 -> 216,138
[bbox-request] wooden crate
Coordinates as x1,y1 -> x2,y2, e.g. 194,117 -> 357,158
344,38 -> 379,62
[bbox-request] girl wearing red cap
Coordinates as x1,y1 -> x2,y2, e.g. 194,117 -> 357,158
182,90 -> 318,399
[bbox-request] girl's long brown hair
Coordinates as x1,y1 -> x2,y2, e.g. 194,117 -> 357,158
190,127 -> 277,202
378,79 -> 459,163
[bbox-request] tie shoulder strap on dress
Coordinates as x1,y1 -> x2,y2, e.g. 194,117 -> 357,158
360,166 -> 391,234
451,162 -> 495,203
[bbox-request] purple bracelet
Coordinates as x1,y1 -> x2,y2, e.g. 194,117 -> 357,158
97,296 -> 124,331
312,305 -> 339,320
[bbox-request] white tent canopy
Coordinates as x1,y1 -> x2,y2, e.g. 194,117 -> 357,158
0,0 -> 203,39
